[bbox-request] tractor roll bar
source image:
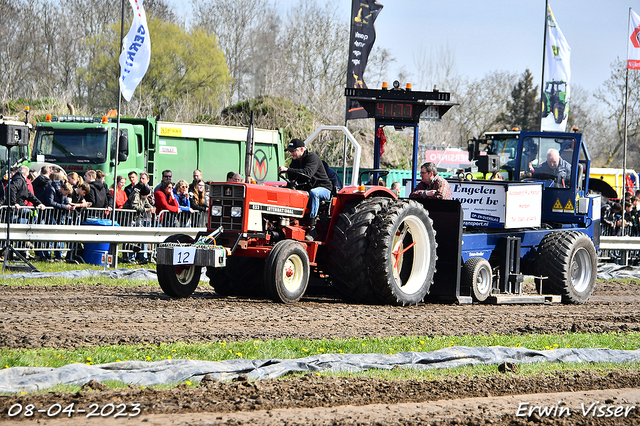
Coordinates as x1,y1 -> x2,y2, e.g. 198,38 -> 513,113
304,126 -> 361,187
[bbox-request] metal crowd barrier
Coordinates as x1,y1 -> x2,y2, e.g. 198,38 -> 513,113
1,204 -> 639,266
0,206 -> 206,264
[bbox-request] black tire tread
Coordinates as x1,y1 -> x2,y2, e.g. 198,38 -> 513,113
368,200 -> 437,305
329,197 -> 393,304
461,257 -> 492,302
535,230 -> 596,304
157,234 -> 201,298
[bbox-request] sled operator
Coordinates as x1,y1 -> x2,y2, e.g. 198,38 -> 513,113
532,148 -> 572,188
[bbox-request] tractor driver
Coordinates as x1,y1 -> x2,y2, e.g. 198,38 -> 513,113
532,148 -> 572,187
278,138 -> 332,241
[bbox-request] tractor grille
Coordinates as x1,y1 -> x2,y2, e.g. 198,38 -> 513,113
209,184 -> 245,232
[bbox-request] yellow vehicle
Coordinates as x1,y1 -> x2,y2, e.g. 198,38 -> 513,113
589,167 -> 639,199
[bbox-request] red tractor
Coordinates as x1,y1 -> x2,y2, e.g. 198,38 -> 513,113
156,126 -> 438,305
156,85 -> 599,306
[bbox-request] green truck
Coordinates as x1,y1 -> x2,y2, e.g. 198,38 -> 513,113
31,116 -> 285,186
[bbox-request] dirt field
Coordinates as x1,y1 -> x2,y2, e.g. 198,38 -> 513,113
1,280 -> 640,425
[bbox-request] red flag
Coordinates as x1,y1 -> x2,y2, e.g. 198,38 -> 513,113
629,10 -> 640,69
377,127 -> 387,155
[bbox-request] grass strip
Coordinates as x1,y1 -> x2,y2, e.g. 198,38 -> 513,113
2,332 -> 639,370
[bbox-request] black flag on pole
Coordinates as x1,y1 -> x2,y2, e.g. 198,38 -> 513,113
346,0 -> 383,120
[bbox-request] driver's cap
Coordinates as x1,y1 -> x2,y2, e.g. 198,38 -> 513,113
287,138 -> 305,151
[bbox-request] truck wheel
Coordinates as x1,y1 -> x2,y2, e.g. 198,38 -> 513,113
535,231 -> 596,304
264,240 -> 309,304
157,234 -> 201,298
461,257 -> 493,302
368,200 -> 437,306
330,197 -> 393,304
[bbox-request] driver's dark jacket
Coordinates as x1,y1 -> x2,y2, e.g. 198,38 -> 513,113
289,150 -> 332,192
532,157 -> 572,181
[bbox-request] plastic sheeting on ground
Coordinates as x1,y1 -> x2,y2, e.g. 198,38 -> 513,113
597,263 -> 640,280
1,346 -> 639,393
1,268 -> 210,282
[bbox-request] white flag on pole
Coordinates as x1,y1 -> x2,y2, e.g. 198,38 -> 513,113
119,0 -> 151,102
628,9 -> 640,69
541,3 -> 571,132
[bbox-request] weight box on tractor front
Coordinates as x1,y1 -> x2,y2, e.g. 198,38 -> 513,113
155,84 -> 599,306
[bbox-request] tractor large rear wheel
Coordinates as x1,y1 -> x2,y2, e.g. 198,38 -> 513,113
329,197 -> 393,304
368,200 -> 437,305
157,234 -> 201,298
541,93 -> 549,117
535,231 -> 596,304
553,102 -> 565,124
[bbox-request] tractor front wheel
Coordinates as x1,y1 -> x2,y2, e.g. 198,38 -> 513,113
157,234 -> 201,298
264,240 -> 310,303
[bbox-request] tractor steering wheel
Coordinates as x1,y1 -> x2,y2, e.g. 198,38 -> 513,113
530,172 -> 567,188
279,169 -> 311,190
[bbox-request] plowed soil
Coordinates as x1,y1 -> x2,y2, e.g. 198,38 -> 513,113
1,280 -> 640,425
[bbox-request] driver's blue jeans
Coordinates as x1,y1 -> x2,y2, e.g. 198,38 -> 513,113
309,187 -> 331,218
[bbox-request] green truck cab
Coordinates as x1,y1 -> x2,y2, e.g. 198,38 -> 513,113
32,116 -> 285,186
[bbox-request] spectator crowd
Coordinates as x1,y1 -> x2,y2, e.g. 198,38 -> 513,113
0,165 -> 229,263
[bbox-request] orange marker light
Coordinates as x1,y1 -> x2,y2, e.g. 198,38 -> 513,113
357,185 -> 366,193
102,116 -> 108,124
406,83 -> 412,91
382,82 -> 388,89
45,114 -> 52,122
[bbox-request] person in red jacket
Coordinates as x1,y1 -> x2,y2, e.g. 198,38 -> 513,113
154,180 -> 179,226
111,175 -> 128,209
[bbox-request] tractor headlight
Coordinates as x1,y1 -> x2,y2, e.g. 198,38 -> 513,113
211,205 -> 222,216
231,206 -> 242,218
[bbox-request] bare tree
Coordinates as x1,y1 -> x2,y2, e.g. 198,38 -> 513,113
451,70 -> 519,144
192,0 -> 277,103
594,59 -> 640,168
412,41 -> 457,92
365,47 -> 396,89
277,0 -> 349,124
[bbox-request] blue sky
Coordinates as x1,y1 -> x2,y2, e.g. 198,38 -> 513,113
167,0 -> 633,93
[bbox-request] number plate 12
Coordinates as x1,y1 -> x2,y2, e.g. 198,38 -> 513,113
173,247 -> 196,265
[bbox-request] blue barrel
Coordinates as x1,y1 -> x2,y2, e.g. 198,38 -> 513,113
81,218 -> 119,266
83,243 -> 111,266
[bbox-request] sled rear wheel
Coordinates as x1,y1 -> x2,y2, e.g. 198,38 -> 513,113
535,231 -> 596,304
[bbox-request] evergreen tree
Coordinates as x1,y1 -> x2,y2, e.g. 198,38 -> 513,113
498,69 -> 539,131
